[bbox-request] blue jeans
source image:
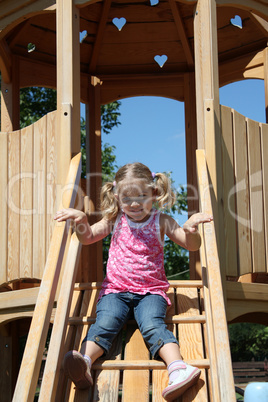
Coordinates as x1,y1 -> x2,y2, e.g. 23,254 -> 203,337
83,292 -> 179,359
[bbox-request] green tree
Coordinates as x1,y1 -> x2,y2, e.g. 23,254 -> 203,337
229,323 -> 268,361
20,87 -> 57,128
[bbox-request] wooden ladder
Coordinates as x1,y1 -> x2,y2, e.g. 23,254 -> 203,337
13,150 -> 236,402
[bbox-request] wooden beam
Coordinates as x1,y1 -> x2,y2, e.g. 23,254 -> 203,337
56,0 -> 80,185
87,76 -> 103,282
168,0 -> 194,68
89,0 -> 112,74
1,54 -> 20,132
184,72 -> 201,279
194,0 -> 226,292
0,39 -> 11,83
216,0 -> 268,19
0,1 -> 55,39
250,12 -> 268,36
264,47 -> 268,124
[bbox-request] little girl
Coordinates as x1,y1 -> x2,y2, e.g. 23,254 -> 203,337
54,162 -> 213,401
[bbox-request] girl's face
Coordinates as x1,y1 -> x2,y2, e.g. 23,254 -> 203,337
116,179 -> 155,222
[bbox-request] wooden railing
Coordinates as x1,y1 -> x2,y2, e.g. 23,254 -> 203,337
219,105 -> 268,278
12,152 -> 81,402
0,111 -> 58,284
196,149 -> 236,402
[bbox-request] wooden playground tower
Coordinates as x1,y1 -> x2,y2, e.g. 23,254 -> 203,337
0,0 -> 268,401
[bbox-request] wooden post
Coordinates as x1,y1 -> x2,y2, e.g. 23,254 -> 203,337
184,72 -> 201,279
193,0 -> 226,292
1,55 -> 20,132
86,76 -> 103,281
56,0 -> 81,186
264,46 -> 268,124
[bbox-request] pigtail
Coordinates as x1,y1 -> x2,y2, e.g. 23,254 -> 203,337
100,182 -> 119,220
154,172 -> 176,209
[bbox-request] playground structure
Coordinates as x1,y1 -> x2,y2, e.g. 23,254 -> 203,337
0,0 -> 267,401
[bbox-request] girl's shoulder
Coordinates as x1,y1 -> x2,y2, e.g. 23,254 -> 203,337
159,212 -> 179,233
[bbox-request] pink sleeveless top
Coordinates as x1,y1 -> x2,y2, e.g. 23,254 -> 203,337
98,209 -> 171,305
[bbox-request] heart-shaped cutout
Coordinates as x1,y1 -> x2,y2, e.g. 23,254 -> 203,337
80,30 -> 87,43
154,55 -> 168,68
150,0 -> 159,5
230,15 -> 242,29
112,17 -> 126,31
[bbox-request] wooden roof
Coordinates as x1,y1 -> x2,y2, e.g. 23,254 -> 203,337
0,0 -> 267,102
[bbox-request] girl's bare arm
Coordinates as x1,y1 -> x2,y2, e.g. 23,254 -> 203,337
54,208 -> 113,245
160,212 -> 213,252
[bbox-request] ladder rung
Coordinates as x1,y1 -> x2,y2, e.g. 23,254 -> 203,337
92,359 -> 210,370
67,315 -> 206,325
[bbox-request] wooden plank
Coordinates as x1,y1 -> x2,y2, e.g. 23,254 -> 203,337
226,281 -> 268,302
54,290 -> 83,401
67,288 -> 99,401
260,123 -> 268,273
0,132 -> 8,284
122,323 -> 149,402
196,149 -> 236,402
247,118 -> 266,272
20,124 -> 33,278
39,233 -> 82,402
101,21 -> 184,45
7,130 -> 20,282
33,115 -> 47,279
152,287 -> 175,402
233,109 -> 252,276
93,332 -> 122,401
220,105 -> 238,276
98,42 -> 184,67
177,287 -> 208,401
46,111 -> 57,257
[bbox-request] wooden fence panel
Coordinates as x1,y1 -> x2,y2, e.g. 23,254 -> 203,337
20,124 -> 34,278
220,106 -> 237,276
0,132 -> 8,284
33,114 -> 47,279
260,123 -> 268,273
232,110 -> 252,276
8,130 -> 20,282
220,105 -> 268,277
46,111 -> 57,255
247,118 -> 266,273
0,110 -> 58,285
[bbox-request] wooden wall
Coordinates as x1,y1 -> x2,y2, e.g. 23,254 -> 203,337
0,111 -> 58,285
220,105 -> 268,278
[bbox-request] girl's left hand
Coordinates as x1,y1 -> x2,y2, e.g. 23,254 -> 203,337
183,213 -> 213,233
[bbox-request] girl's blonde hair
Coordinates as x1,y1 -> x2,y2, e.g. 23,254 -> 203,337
100,162 -> 176,220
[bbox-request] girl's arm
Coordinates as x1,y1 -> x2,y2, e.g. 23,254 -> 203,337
54,208 -> 113,245
160,212 -> 213,251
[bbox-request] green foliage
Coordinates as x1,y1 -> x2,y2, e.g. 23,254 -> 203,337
101,101 -> 121,135
229,323 -> 268,361
20,87 -> 56,128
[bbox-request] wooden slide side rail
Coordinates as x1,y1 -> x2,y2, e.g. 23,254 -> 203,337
12,153 -> 81,402
196,148 -> 236,402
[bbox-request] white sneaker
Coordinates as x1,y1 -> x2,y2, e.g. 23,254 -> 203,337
162,362 -> 201,401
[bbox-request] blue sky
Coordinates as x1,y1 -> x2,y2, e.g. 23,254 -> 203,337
103,79 -> 265,189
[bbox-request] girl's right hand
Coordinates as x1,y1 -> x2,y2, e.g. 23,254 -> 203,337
54,208 -> 87,224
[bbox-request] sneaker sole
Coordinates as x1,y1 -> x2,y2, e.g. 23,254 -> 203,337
63,351 -> 93,390
162,368 -> 201,401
